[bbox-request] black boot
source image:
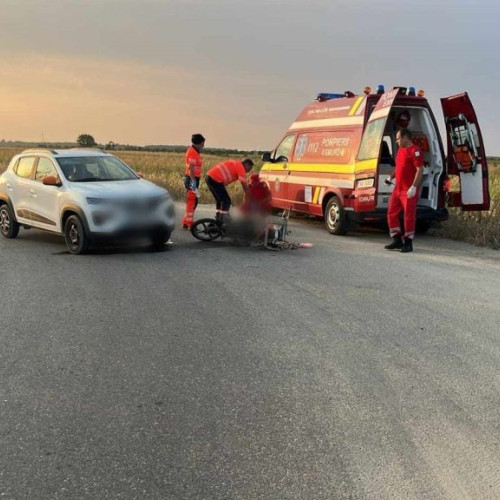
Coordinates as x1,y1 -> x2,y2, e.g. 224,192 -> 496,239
400,238 -> 413,253
385,236 -> 403,250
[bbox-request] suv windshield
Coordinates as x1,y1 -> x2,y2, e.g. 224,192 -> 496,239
57,156 -> 138,182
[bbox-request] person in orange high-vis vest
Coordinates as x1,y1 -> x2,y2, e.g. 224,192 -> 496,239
182,133 -> 205,229
205,159 -> 254,220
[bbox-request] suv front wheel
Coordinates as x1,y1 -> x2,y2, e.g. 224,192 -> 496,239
150,229 -> 171,250
0,203 -> 20,239
64,215 -> 90,254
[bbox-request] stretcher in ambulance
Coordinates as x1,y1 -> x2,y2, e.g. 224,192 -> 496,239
260,86 -> 490,234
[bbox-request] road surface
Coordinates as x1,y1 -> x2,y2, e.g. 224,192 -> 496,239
1,203 -> 500,499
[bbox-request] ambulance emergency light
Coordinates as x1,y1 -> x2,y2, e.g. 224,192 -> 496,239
376,84 -> 385,94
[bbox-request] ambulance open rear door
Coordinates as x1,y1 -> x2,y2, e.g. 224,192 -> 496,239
441,93 -> 490,211
356,87 -> 401,212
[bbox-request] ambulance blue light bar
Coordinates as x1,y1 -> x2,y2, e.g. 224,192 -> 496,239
376,84 -> 385,94
408,86 -> 416,96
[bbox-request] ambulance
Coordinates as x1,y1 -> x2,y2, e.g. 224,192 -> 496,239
260,85 -> 490,234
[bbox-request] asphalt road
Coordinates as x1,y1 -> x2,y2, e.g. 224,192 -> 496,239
1,203 -> 500,499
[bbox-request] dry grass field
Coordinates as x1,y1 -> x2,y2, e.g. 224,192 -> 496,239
0,148 -> 260,205
1,147 -> 499,249
432,159 -> 500,249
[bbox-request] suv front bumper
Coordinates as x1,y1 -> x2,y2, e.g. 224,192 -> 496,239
88,222 -> 175,242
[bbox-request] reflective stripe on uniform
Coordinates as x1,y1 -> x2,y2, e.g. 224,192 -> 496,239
220,164 -> 232,184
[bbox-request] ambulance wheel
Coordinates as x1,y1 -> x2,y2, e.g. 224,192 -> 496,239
325,196 -> 347,235
416,220 -> 431,234
191,218 -> 222,241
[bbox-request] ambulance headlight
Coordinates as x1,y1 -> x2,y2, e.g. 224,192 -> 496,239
356,178 -> 374,189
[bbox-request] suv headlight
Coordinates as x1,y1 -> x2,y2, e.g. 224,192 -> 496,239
166,205 -> 175,219
87,197 -> 110,205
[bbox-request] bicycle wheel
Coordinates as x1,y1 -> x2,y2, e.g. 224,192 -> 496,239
191,218 -> 222,241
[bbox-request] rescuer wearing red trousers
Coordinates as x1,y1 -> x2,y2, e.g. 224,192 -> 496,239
182,133 -> 205,229
385,128 -> 424,253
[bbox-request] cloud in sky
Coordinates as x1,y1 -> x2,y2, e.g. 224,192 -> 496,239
1,0 -> 499,152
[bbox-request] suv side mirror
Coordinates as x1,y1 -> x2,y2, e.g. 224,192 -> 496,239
137,171 -> 145,179
261,152 -> 272,162
42,175 -> 62,187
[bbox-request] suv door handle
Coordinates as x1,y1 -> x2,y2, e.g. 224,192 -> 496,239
30,188 -> 37,198
6,183 -> 13,191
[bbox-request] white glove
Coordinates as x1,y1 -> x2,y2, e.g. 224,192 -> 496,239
194,189 -> 200,198
384,176 -> 392,186
407,186 -> 417,199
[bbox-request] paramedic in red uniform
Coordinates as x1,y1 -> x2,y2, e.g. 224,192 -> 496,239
240,174 -> 273,215
385,128 -> 424,253
182,133 -> 205,229
205,159 -> 254,220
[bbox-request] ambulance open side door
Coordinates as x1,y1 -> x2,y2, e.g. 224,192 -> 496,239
441,93 -> 490,211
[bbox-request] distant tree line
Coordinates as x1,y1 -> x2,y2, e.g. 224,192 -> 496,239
0,137 -> 264,157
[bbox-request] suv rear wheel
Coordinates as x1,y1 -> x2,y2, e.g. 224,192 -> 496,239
64,215 -> 89,254
0,203 -> 20,239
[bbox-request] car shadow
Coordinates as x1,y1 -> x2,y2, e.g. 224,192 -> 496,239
16,230 -> 173,256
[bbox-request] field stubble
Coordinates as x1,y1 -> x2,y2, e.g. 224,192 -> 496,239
1,148 -> 498,249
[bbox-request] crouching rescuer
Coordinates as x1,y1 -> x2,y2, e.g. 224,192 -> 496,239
385,128 -> 424,253
240,174 -> 273,216
205,158 -> 254,220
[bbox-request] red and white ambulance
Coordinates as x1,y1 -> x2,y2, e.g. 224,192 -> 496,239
260,86 -> 490,234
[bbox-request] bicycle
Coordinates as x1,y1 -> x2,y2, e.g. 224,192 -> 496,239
191,212 -> 293,250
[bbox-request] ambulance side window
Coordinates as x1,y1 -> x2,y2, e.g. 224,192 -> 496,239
273,135 -> 296,162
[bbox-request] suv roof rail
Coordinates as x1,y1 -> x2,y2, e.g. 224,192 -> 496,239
22,148 -> 59,155
66,147 -> 105,152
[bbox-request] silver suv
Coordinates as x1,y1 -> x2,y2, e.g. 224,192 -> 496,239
0,149 -> 175,254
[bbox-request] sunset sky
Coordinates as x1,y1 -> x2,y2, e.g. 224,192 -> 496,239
1,0 -> 499,153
